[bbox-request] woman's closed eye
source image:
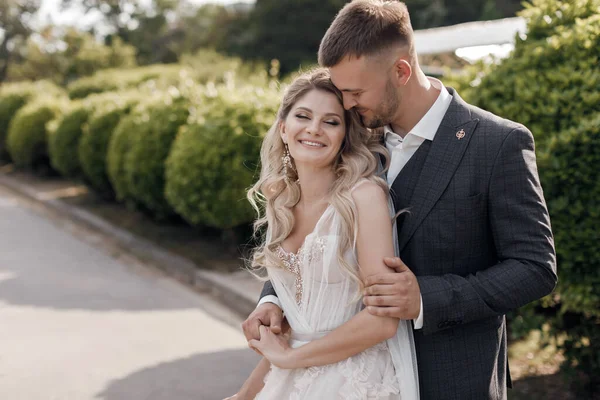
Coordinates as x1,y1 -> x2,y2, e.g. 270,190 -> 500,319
295,114 -> 340,126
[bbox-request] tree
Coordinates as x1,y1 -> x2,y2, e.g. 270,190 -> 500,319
0,0 -> 40,84
170,4 -> 232,55
217,0 -> 525,76
226,0 -> 347,76
7,27 -> 137,84
404,0 -> 523,29
60,0 -> 180,64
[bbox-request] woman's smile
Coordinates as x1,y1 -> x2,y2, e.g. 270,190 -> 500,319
298,139 -> 327,148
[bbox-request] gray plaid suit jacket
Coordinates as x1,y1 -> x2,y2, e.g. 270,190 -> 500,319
259,88 -> 557,399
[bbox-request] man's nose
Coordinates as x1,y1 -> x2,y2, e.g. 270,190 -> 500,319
342,93 -> 356,110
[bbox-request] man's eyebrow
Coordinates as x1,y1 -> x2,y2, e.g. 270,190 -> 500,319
340,88 -> 362,93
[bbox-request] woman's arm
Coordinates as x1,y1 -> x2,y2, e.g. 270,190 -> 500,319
250,182 -> 400,369
225,357 -> 270,399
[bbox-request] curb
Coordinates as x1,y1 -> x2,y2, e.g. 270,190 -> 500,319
0,173 -> 258,318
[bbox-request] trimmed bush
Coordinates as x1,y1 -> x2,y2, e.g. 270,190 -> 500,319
0,81 -> 63,160
0,94 -> 28,160
453,0 -> 600,393
165,84 -> 278,230
107,110 -> 140,203
78,94 -> 139,195
179,49 -> 271,87
459,0 -> 600,146
123,95 -> 190,219
48,91 -> 129,179
67,52 -> 269,100
67,64 -> 188,99
48,102 -> 91,178
6,96 -> 68,170
537,113 -> 600,393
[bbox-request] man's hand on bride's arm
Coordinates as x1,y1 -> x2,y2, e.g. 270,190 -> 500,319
242,302 -> 284,341
363,256 -> 421,320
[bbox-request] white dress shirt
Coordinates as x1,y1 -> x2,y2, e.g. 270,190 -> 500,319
385,78 -> 452,329
260,78 -> 453,331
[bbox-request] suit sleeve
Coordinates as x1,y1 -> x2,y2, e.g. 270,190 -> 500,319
259,280 -> 277,302
417,126 -> 557,335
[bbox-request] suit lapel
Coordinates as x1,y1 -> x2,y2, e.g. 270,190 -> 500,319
397,89 -> 479,251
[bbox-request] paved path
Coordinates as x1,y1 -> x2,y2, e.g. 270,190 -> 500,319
0,185 -> 259,400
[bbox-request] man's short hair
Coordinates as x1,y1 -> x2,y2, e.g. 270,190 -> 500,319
318,0 -> 414,67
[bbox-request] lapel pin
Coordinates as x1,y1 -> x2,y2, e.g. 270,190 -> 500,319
456,129 -> 466,140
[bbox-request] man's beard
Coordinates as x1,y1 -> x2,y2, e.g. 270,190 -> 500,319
361,81 -> 399,129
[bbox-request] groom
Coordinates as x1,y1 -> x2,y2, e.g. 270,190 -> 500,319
243,1 -> 557,398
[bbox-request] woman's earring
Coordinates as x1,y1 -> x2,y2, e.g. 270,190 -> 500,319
282,144 -> 293,176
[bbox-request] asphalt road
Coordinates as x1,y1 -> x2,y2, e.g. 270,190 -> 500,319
0,184 -> 260,400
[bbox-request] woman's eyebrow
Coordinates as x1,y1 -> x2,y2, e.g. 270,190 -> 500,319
295,107 -> 342,118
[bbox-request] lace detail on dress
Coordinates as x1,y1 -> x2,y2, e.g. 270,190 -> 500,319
339,342 -> 400,400
266,342 -> 399,400
289,365 -> 327,400
276,236 -> 327,305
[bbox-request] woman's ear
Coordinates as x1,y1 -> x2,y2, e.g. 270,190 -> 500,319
280,122 -> 287,144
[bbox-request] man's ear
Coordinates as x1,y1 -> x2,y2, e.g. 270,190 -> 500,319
392,58 -> 412,86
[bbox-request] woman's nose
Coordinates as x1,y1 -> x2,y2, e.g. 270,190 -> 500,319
306,120 -> 321,135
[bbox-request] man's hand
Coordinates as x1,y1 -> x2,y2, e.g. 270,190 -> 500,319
363,256 -> 421,319
242,302 -> 284,341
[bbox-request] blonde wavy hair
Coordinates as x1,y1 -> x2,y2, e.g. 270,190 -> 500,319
247,68 -> 389,288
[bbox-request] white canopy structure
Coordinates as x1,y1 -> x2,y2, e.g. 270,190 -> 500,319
414,17 -> 527,55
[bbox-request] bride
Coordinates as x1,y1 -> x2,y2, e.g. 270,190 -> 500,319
228,68 -> 419,399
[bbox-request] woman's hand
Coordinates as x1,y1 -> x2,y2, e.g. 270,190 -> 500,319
249,325 -> 295,369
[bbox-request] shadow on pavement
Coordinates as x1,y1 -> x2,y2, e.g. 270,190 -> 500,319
95,348 -> 261,400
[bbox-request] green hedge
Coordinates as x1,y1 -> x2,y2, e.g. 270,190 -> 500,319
6,96 -> 68,170
107,109 -> 140,204
460,0 -> 600,146
66,64 -> 188,100
0,81 -> 63,160
123,96 -> 190,219
538,113 -> 600,393
48,91 -> 130,178
455,0 -> 600,393
165,85 -> 278,230
48,102 -> 92,178
78,95 -> 139,195
67,51 -> 271,101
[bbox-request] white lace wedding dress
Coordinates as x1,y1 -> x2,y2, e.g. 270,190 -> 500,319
256,181 -> 420,400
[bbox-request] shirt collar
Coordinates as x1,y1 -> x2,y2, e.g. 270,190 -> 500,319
384,77 -> 452,141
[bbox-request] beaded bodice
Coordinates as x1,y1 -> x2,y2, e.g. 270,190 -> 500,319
276,236 -> 327,306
